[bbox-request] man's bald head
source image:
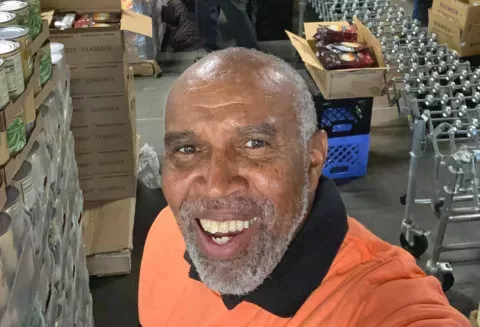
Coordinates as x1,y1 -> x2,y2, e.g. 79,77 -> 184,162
167,48 -> 317,146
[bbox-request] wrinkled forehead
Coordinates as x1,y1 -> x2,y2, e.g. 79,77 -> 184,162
165,56 -> 296,126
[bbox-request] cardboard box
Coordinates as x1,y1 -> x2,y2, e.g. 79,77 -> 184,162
470,310 -> 478,327
82,196 -> 136,276
75,148 -> 135,176
431,0 -> 480,30
429,7 -> 480,57
286,18 -> 386,99
79,172 -> 136,201
71,92 -> 133,126
42,0 -> 152,65
69,61 -> 129,95
71,120 -> 134,151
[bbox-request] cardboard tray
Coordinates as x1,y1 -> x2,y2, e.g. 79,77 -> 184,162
286,17 -> 387,99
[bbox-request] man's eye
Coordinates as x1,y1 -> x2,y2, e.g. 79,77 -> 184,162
245,140 -> 266,148
177,145 -> 196,154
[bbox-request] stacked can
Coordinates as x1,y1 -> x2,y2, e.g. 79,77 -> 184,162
0,0 -> 42,39
0,41 -> 93,326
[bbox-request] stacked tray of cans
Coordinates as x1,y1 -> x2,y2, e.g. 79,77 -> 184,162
0,2 -> 51,161
0,34 -> 94,327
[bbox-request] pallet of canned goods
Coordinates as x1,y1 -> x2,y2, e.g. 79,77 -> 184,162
0,0 -> 42,39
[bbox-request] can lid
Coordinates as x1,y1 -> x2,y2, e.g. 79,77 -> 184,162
51,53 -> 62,65
13,160 -> 31,181
0,1 -> 28,11
0,212 -> 11,236
0,12 -> 16,24
0,25 -> 28,40
50,42 -> 64,53
0,39 -> 18,55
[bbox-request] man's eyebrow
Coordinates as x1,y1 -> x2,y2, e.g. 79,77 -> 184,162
164,131 -> 195,146
236,123 -> 277,136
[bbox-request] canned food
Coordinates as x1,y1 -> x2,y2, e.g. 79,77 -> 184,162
0,58 -> 10,109
12,160 -> 36,211
0,2 -> 29,32
25,0 -> 41,39
0,260 -> 9,316
0,26 -> 32,81
0,12 -> 17,28
26,140 -> 49,196
0,212 -> 18,283
2,186 -> 25,247
37,41 -> 51,87
0,40 -> 24,98
50,42 -> 64,56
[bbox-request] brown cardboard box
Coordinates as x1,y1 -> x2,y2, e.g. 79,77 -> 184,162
79,172 -> 136,201
470,310 -> 478,327
69,61 -> 129,95
431,0 -> 480,30
72,92 -> 132,126
42,0 -> 152,65
82,196 -> 136,276
76,148 -> 135,176
428,0 -> 480,57
286,18 -> 386,99
71,120 -> 134,151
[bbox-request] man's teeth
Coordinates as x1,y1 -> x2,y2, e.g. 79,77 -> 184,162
212,236 -> 231,244
200,217 -> 258,235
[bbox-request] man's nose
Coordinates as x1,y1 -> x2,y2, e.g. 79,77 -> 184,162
204,151 -> 247,198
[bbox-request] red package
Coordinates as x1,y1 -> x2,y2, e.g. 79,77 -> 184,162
314,25 -> 358,45
316,46 -> 375,70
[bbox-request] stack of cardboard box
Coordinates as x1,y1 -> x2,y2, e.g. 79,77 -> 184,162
428,0 -> 480,57
42,0 -> 151,276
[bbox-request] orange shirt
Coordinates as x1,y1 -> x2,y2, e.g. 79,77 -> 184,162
139,207 -> 470,327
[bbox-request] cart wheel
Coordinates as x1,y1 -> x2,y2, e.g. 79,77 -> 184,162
400,233 -> 428,258
440,271 -> 455,292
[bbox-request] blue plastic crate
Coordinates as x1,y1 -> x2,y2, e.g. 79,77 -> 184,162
323,134 -> 370,179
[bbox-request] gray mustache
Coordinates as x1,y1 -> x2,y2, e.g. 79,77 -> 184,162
180,196 -> 274,218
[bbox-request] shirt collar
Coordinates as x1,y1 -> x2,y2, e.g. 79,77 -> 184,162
184,176 -> 348,318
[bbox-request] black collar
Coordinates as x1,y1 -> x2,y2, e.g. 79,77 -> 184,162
184,176 -> 348,318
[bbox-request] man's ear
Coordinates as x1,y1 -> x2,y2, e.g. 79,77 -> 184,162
307,130 -> 328,191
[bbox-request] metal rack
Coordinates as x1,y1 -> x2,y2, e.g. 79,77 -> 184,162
299,0 -> 480,290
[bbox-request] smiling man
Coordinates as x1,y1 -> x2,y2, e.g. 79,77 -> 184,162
139,48 -> 470,327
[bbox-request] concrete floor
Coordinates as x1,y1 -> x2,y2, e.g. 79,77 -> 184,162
90,1 -> 480,325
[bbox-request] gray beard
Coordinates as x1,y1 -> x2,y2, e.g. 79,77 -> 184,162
178,173 -> 310,295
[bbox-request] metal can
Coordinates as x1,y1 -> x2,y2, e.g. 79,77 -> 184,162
25,0 -> 40,39
0,58 -> 10,109
0,2 -> 29,32
50,42 -> 64,57
1,186 -> 25,248
12,160 -> 36,211
26,140 -> 49,197
0,26 -> 32,82
0,12 -> 17,28
0,259 -> 10,317
0,212 -> 18,284
37,41 -> 51,86
0,40 -> 24,98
